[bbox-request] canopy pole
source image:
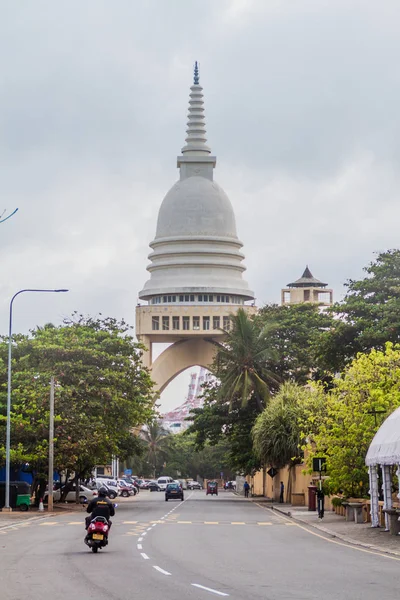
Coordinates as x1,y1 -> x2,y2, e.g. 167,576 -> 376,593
369,465 -> 380,528
381,464 -> 392,531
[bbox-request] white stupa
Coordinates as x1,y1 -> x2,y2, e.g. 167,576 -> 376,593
136,63 -> 256,392
139,62 -> 254,301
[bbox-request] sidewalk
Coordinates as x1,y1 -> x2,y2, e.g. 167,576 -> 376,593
256,500 -> 400,557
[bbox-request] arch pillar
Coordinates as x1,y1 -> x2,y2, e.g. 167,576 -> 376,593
151,338 -> 218,393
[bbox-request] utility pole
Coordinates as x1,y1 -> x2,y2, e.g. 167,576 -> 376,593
48,377 -> 55,512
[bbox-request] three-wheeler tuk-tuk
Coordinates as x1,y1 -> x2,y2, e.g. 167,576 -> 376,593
0,481 -> 31,511
206,481 -> 218,496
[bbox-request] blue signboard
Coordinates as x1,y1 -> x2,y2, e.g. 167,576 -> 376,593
124,469 -> 132,476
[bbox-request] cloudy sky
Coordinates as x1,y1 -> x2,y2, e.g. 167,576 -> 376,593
2,1 -> 400,411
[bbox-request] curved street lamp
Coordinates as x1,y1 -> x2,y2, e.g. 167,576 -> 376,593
0,208 -> 18,224
3,288 -> 69,511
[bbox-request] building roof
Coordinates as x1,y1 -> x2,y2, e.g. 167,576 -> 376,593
287,266 -> 328,288
366,406 -> 400,466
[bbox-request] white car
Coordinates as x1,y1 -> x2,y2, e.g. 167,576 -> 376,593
45,485 -> 98,504
94,479 -> 119,499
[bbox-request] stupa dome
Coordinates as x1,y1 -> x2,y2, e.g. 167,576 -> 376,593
155,177 -> 237,240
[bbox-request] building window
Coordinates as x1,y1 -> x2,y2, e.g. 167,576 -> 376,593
223,316 -> 231,330
213,316 -> 220,330
179,295 -> 184,302
152,317 -> 160,331
183,316 -> 190,330
304,290 -> 310,301
190,294 -> 195,301
162,316 -> 169,330
172,316 -> 180,330
198,294 -> 203,302
203,316 -> 210,330
193,316 -> 200,330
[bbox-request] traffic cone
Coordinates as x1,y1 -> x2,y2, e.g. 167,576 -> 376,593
39,498 -> 44,512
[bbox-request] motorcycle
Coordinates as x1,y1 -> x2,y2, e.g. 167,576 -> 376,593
85,516 -> 110,553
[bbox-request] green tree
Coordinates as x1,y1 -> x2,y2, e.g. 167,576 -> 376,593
141,421 -> 170,478
307,343 -> 400,497
216,308 -> 280,411
256,303 -> 335,384
165,433 -> 232,481
0,315 -> 155,499
188,380 -> 262,475
318,249 -> 400,372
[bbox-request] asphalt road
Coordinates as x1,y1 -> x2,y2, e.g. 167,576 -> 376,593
1,489 -> 400,600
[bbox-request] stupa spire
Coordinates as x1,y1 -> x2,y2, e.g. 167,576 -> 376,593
181,61 -> 211,155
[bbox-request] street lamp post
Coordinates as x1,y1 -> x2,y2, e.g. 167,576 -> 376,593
3,288 -> 68,511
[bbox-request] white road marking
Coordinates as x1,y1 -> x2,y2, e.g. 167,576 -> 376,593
153,566 -> 171,576
192,583 -> 229,596
141,552 -> 150,560
137,544 -> 142,550
142,532 -> 147,536
152,523 -> 157,527
138,537 -> 143,542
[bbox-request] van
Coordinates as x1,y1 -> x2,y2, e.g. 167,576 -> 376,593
157,476 -> 174,491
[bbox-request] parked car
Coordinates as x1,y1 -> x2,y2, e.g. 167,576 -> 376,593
122,478 -> 138,494
44,485 -> 98,504
94,480 -> 119,499
117,480 -> 134,497
187,480 -> 202,490
147,481 -> 160,492
165,483 -> 184,501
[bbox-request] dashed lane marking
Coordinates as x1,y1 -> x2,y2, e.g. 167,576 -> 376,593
231,522 -> 245,525
192,583 -> 229,597
137,544 -> 142,550
257,522 -> 272,525
154,566 -> 171,576
141,552 -> 150,560
39,522 -> 59,526
177,521 -> 192,524
204,521 -> 219,525
123,521 -> 138,524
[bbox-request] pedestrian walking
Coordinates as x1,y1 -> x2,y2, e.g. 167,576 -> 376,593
279,481 -> 284,503
243,481 -> 250,498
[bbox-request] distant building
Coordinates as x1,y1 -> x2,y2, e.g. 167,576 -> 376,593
161,368 -> 211,433
281,266 -> 333,306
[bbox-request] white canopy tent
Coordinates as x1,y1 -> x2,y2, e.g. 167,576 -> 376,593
366,406 -> 400,529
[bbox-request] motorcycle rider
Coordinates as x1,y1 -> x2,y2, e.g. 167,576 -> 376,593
85,486 -> 115,534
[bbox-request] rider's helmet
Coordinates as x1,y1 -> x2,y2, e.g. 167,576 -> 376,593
98,486 -> 108,497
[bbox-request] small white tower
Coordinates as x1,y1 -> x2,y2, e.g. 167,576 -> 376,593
136,63 -> 255,392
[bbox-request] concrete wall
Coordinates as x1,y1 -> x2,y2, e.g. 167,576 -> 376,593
251,463 -> 332,510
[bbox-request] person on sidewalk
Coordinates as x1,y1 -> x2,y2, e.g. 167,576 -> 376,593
243,481 -> 250,498
279,481 -> 284,503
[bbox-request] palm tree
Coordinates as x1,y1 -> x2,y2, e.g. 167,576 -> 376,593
215,308 -> 280,411
141,422 -> 170,478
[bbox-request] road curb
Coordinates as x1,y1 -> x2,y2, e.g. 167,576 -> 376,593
268,505 -> 400,558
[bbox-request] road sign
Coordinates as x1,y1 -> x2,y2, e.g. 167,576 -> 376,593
267,467 -> 278,479
124,469 -> 132,476
312,458 -> 326,472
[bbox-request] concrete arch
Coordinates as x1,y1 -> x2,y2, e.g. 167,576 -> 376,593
151,338 -> 218,393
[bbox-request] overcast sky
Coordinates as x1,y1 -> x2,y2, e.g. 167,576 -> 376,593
1,1 -> 400,412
